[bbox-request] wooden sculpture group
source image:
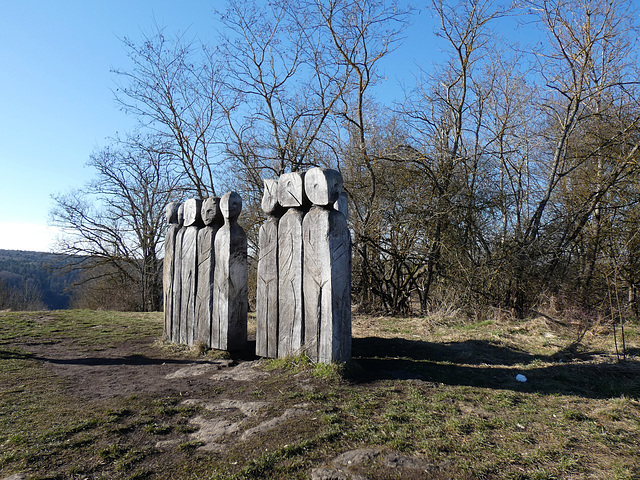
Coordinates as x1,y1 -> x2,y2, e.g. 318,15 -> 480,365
163,167 -> 351,364
163,193 -> 248,351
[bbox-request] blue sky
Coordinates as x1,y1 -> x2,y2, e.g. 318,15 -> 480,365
0,1 -> 229,251
0,1 -> 491,252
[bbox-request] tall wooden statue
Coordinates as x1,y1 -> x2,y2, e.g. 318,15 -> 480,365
212,192 -> 248,350
277,172 -> 307,357
180,198 -> 202,345
303,168 -> 352,363
171,204 -> 185,343
195,197 -> 222,347
163,202 -> 181,341
256,179 -> 281,358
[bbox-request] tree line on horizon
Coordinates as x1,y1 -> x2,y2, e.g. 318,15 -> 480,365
49,0 -> 640,325
0,250 -> 80,311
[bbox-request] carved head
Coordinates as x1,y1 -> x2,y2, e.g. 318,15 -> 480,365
261,178 -> 280,214
305,167 -> 343,206
165,202 -> 180,224
201,197 -> 222,226
183,198 -> 203,227
220,192 -> 242,221
277,172 -> 306,208
177,204 -> 185,226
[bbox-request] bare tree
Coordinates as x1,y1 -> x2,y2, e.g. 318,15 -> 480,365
392,0 -> 516,313
113,29 -> 224,197
50,134 -> 188,311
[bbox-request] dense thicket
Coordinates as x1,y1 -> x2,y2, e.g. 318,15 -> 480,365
52,0 -> 640,321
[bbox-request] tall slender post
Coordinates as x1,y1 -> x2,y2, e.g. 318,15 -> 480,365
163,202 -> 181,341
180,198 -> 202,345
212,192 -> 248,350
195,197 -> 223,347
256,179 -> 282,358
303,168 -> 351,363
171,204 -> 185,343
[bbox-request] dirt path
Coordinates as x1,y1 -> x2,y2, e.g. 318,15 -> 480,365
12,333 -> 443,480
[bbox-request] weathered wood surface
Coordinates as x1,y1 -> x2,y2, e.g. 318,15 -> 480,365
163,223 -> 180,340
305,167 -> 343,206
171,204 -> 185,343
183,198 -> 202,227
278,172 -> 307,208
256,216 -> 279,358
303,206 -> 351,363
163,202 -> 180,341
180,225 -> 198,345
195,197 -> 222,347
334,192 -> 349,219
278,208 -> 305,357
261,178 -> 282,215
212,192 -> 248,350
180,199 -> 202,345
195,226 -> 215,346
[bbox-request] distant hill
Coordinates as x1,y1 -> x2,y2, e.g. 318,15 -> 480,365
0,249 -> 81,309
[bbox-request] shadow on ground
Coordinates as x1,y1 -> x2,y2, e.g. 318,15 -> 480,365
351,337 -> 640,399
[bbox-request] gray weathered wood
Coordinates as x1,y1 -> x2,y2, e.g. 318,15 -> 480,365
278,172 -> 307,208
334,192 -> 349,219
171,204 -> 185,343
277,208 -> 305,357
212,192 -> 248,350
303,206 -> 351,363
183,197 -> 202,227
305,167 -> 343,206
261,178 -> 282,215
256,216 -> 279,358
195,197 -> 222,347
163,202 -> 181,341
180,198 -> 202,345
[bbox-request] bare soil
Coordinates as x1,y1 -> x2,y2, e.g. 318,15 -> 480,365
9,319 -> 442,480
19,336 -> 229,401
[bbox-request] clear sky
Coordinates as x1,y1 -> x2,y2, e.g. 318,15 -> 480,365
0,1 -> 231,251
0,1 -> 474,252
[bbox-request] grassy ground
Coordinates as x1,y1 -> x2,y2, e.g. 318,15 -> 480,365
0,309 -> 639,479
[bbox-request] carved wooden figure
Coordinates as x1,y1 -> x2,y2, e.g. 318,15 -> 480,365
180,198 -> 202,345
303,168 -> 351,363
212,192 -> 248,350
195,197 -> 222,347
278,171 -> 308,208
278,207 -> 305,357
163,202 -> 181,341
171,204 -> 185,343
256,179 -> 280,358
305,167 -> 343,206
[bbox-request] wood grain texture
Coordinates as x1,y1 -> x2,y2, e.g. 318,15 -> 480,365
302,206 -> 351,363
180,225 -> 199,345
163,223 -> 180,341
212,192 -> 248,351
278,208 -> 305,358
171,227 -> 184,343
256,216 -> 279,357
278,172 -> 307,208
195,225 -> 217,347
213,223 -> 248,350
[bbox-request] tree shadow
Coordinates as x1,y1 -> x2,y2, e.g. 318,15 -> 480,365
350,337 -> 640,399
31,354 -> 202,367
0,347 -> 220,367
0,348 -> 35,360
